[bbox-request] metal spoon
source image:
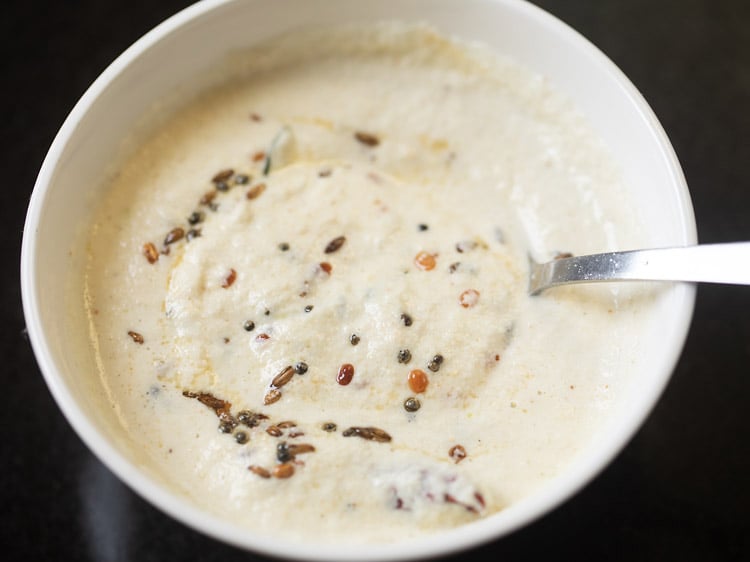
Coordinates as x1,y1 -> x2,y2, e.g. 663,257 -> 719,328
528,242 -> 750,295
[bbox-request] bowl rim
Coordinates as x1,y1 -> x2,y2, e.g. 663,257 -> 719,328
20,0 -> 697,560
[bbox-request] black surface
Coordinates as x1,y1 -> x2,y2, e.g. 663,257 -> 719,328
4,1 -> 749,560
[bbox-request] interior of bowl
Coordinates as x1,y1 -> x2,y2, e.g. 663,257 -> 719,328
21,0 -> 696,560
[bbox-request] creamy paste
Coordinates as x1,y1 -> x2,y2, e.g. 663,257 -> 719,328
84,23 -> 652,544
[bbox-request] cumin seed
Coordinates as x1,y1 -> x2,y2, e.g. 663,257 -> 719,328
324,235 -> 346,254
248,465 -> 270,478
212,169 -> 234,183
246,183 -> 266,200
127,331 -> 144,344
354,131 -> 380,147
287,443 -> 315,455
266,425 -> 283,437
271,366 -> 295,389
341,426 -> 392,443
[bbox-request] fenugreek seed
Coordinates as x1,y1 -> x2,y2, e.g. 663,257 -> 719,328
276,421 -> 297,428
212,169 -> 234,183
271,366 -> 295,388
397,349 -> 411,364
222,268 -> 237,288
234,431 -> 248,444
322,422 -> 337,432
186,228 -> 201,241
449,444 -> 467,463
266,425 -> 283,437
127,331 -> 144,344
294,362 -> 308,375
324,235 -> 346,254
341,426 -> 392,443
234,173 -> 250,185
337,363 -> 354,385
354,131 -> 380,147
273,463 -> 295,479
248,465 -> 270,478
264,389 -> 282,405
319,262 -> 332,274
243,320 -> 255,332
408,369 -> 429,393
164,227 -> 185,246
401,313 -> 413,327
278,242 -> 290,251
304,305 -> 313,313
246,183 -> 266,199
143,242 -> 159,264
187,211 -> 204,225
404,397 -> 421,412
350,333 -> 360,346
414,251 -> 436,271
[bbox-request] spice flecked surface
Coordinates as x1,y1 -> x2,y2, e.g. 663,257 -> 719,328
83,23 -> 654,544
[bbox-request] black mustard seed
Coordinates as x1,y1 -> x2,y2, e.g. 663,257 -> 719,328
397,349 -> 412,364
404,397 -> 421,412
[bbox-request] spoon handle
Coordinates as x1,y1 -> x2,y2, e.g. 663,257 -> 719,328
529,242 -> 750,295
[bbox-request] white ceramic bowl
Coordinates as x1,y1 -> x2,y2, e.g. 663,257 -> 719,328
21,0 -> 696,560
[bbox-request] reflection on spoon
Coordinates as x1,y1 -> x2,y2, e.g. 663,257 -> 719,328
528,242 -> 750,295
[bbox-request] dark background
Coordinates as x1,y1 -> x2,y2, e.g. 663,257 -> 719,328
3,1 -> 749,560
